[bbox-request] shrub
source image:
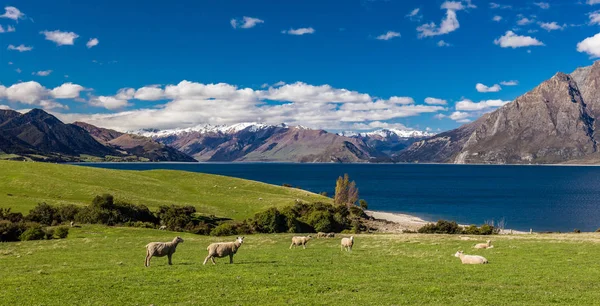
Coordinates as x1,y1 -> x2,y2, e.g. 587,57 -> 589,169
211,222 -> 237,236
463,225 -> 481,235
187,222 -> 212,235
75,206 -> 116,225
19,224 -> 45,241
282,183 -> 293,188
0,220 -> 27,242
57,204 -> 80,222
55,226 -> 69,239
351,219 -> 362,234
27,203 -> 58,225
574,229 -> 581,233
305,210 -> 334,233
418,220 -> 462,234
91,194 -> 115,209
479,224 -> 496,235
156,205 -> 196,231
115,202 -> 158,224
44,227 -> 55,240
0,208 -> 24,223
359,199 -> 368,210
319,192 -> 328,197
252,207 -> 287,233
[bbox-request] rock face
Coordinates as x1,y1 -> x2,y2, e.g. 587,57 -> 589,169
74,122 -> 196,162
399,64 -> 600,164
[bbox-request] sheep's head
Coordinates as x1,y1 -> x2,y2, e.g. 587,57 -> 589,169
307,235 -> 313,240
236,237 -> 244,244
454,251 -> 463,257
486,240 -> 491,244
175,236 -> 184,243
350,236 -> 354,241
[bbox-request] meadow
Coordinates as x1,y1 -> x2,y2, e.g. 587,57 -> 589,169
2,225 -> 600,305
0,161 -> 328,220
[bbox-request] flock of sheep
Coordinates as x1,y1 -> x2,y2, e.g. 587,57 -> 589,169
144,232 -> 354,267
144,234 -> 493,267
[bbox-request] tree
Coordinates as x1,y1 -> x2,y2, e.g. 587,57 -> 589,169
334,174 -> 359,207
359,199 -> 368,210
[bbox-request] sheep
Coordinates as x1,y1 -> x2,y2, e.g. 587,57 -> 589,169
290,236 -> 312,249
454,251 -> 488,264
326,232 -> 335,238
70,221 -> 74,227
459,236 -> 474,241
474,240 -> 494,249
144,236 -> 184,267
316,232 -> 327,238
203,236 -> 244,265
158,225 -> 167,230
341,236 -> 354,252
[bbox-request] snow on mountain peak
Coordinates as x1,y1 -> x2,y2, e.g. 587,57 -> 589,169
133,122 -> 287,138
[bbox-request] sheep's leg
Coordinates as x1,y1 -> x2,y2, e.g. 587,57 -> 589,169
229,254 -> 233,264
348,246 -> 352,252
290,243 -> 294,249
203,255 -> 210,265
211,257 -> 216,265
168,254 -> 173,265
302,243 -> 306,249
146,255 -> 151,267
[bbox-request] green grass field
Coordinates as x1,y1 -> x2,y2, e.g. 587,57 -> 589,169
1,225 -> 600,305
0,161 -> 329,219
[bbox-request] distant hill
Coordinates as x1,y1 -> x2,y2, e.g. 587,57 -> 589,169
0,109 -> 195,162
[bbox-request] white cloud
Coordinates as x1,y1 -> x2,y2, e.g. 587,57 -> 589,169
424,97 -> 447,105
0,105 -> 10,110
51,83 -> 85,99
406,8 -> 422,21
588,0 -> 600,4
577,33 -> 600,58
115,88 -> 135,100
134,86 -> 164,101
437,40 -> 452,47
7,44 -> 32,52
455,99 -> 510,111
539,22 -> 566,31
40,30 -> 79,46
417,8 -> 460,38
376,31 -> 400,40
0,25 -> 15,33
15,68 -> 21,73
90,96 -> 130,110
476,83 -> 502,93
494,31 -> 544,48
590,11 -> 600,25
0,6 -> 25,21
33,70 -> 53,77
517,17 -> 534,26
351,121 -> 410,131
500,80 -> 519,86
434,113 -> 447,119
493,16 -> 503,22
449,111 -> 471,122
489,2 -> 512,9
282,27 -> 315,35
533,2 -> 550,9
86,38 -> 99,48
230,16 -> 264,29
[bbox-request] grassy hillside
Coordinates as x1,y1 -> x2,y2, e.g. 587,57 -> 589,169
2,226 -> 600,305
0,161 -> 329,219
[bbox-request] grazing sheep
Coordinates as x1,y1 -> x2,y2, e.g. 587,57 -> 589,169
145,236 -> 184,267
474,240 -> 493,249
341,236 -> 354,252
454,251 -> 488,264
326,232 -> 335,238
203,236 -> 244,265
316,232 -> 327,238
159,225 -> 167,230
290,236 -> 312,249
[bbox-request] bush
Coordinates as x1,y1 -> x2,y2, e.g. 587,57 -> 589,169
359,199 -> 368,210
0,208 -> 24,223
211,222 -> 237,236
157,205 -> 196,231
19,224 -> 45,241
44,227 -> 55,240
91,194 -> 115,209
574,229 -> 581,233
57,204 -> 80,222
305,210 -> 334,233
55,226 -> 69,239
418,220 -> 462,234
0,220 -> 27,242
252,207 -> 287,233
187,222 -> 212,235
27,203 -> 58,225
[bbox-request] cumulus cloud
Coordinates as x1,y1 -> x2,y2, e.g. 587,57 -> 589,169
437,40 -> 452,47
589,11 -> 600,25
517,17 -> 534,26
51,83 -> 85,99
533,2 -> 550,9
86,38 -> 99,48
500,80 -> 519,86
90,96 -> 130,110
230,16 -> 264,29
476,83 -> 502,93
417,1 -> 468,38
134,86 -> 164,101
0,81 -> 83,109
578,33 -> 600,58
40,30 -> 79,46
7,44 -> 32,52
376,31 -> 400,40
588,0 -> 600,4
424,97 -> 447,105
493,16 -> 503,22
0,6 -> 25,21
282,27 -> 315,35
494,31 -> 544,48
0,25 -> 15,33
33,70 -> 52,77
455,99 -> 510,111
449,111 -> 471,122
539,22 -> 566,31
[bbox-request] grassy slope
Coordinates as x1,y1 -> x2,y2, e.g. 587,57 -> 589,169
2,226 -> 600,305
0,161 -> 329,219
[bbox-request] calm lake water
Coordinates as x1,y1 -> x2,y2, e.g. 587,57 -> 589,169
77,163 -> 600,232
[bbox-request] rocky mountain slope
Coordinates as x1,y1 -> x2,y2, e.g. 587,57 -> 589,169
398,62 -> 600,164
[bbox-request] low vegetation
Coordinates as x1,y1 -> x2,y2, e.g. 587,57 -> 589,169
417,220 -> 497,235
2,226 -> 600,305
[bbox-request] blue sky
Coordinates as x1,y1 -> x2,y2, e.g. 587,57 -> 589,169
0,0 -> 599,132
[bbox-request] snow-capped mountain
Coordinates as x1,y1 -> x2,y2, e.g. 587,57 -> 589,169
339,129 -> 434,139
134,122 -> 289,138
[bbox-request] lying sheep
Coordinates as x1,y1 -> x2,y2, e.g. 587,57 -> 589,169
145,236 -> 184,267
290,236 -> 312,249
341,236 -> 354,252
459,236 -> 474,241
454,250 -> 488,264
158,225 -> 167,230
203,236 -> 244,265
474,240 -> 494,249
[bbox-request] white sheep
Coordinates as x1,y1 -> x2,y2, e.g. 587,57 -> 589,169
341,236 -> 354,252
290,236 -> 312,249
459,236 -> 474,241
158,225 -> 167,230
203,236 -> 244,265
326,233 -> 335,238
144,236 -> 184,267
474,240 -> 494,249
454,250 -> 488,264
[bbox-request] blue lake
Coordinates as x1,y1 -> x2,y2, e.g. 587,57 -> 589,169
76,163 -> 600,232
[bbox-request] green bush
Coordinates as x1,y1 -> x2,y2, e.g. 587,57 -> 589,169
27,203 -> 58,225
0,208 -> 24,223
359,199 -> 368,210
91,194 -> 115,209
305,210 -> 334,233
55,226 -> 69,239
0,220 -> 27,242
418,220 -> 463,234
252,207 -> 287,233
156,205 -> 196,231
211,222 -> 237,236
44,227 -> 55,240
19,224 -> 45,241
57,204 -> 80,222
